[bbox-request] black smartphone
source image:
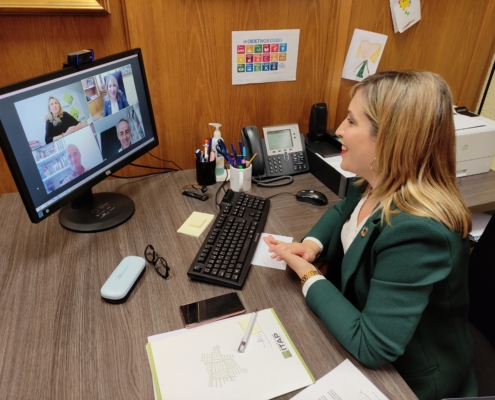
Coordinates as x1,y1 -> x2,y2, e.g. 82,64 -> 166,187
179,292 -> 245,328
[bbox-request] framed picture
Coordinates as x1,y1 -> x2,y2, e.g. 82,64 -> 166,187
0,0 -> 110,15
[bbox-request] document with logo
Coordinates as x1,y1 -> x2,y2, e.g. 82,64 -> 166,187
146,308 -> 314,400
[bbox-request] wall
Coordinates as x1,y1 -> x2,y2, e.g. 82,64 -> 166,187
2,0 -> 495,196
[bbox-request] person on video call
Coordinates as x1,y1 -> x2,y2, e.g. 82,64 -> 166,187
264,71 -> 477,400
102,74 -> 129,117
45,96 -> 83,144
62,144 -> 88,184
116,119 -> 133,152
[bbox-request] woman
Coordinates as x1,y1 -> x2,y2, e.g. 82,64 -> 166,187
265,71 -> 477,400
102,74 -> 129,117
45,96 -> 82,144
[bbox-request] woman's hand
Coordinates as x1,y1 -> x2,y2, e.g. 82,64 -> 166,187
64,123 -> 81,135
263,235 -> 318,262
264,235 -> 318,279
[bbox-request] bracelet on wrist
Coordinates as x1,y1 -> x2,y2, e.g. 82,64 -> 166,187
300,269 -> 322,286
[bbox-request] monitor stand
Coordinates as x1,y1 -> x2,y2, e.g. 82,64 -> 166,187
58,189 -> 135,233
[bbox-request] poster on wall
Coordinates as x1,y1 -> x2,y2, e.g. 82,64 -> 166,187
232,29 -> 300,85
341,29 -> 388,82
390,0 -> 421,33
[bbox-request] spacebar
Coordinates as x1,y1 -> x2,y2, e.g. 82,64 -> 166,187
238,237 -> 253,263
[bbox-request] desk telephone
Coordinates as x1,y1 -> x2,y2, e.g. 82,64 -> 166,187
241,124 -> 310,186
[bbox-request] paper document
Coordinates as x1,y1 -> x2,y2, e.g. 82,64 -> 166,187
147,308 -> 314,400
290,359 -> 389,400
251,233 -> 293,270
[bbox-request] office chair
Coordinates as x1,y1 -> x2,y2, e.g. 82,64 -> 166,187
468,212 -> 495,397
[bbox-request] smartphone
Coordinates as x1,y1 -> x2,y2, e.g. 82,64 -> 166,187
179,292 -> 245,328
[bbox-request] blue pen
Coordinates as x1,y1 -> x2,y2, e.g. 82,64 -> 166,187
239,141 -> 243,155
242,147 -> 246,161
231,143 -> 237,157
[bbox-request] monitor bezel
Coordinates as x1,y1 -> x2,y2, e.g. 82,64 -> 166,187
0,48 -> 159,224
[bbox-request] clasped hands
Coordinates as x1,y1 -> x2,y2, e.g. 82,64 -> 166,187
263,235 -> 321,279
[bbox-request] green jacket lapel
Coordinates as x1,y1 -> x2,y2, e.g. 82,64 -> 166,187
340,211 -> 381,294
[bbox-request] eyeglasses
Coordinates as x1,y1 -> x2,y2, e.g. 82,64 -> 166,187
145,245 -> 171,280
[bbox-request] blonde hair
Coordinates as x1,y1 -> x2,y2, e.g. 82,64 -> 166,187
46,96 -> 64,125
105,74 -> 121,101
352,70 -> 471,237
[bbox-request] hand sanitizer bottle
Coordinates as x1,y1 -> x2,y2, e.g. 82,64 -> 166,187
209,123 -> 227,182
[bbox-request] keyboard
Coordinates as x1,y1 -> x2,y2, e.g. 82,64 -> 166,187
187,189 -> 270,289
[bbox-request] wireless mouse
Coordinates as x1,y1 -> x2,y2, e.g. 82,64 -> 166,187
296,190 -> 328,206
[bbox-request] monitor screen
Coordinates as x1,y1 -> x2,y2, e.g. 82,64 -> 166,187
0,48 -> 159,232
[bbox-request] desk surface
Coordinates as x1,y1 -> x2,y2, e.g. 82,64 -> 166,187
2,168 -> 491,400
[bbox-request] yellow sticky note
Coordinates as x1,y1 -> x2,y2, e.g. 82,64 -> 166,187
177,212 -> 214,237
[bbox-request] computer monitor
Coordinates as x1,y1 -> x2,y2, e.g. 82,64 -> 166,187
0,48 -> 159,233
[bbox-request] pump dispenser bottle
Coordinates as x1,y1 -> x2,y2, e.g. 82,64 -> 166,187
209,123 -> 227,181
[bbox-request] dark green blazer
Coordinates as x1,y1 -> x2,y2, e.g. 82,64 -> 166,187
305,182 -> 477,400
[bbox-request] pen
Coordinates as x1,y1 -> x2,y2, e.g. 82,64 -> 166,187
239,141 -> 244,155
236,154 -> 243,166
238,308 -> 257,353
246,152 -> 258,168
195,149 -> 201,162
204,140 -> 209,161
231,143 -> 237,157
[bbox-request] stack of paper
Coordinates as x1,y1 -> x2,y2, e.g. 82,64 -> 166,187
146,308 -> 314,400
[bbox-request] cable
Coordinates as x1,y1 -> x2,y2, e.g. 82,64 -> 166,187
110,170 -> 176,179
264,191 -> 296,200
215,173 -> 230,207
129,162 -> 179,172
253,175 -> 294,187
147,152 -> 183,170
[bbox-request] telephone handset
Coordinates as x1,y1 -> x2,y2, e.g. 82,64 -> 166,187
241,123 -> 310,186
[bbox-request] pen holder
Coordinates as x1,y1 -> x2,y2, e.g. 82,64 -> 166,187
229,164 -> 252,192
196,159 -> 216,186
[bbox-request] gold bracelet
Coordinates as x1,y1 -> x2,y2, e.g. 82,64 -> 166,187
300,269 -> 322,286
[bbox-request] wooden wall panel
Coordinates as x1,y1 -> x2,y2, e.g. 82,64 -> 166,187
1,0 -> 495,197
331,0 -> 495,129
0,0 -> 129,195
123,0 -> 339,175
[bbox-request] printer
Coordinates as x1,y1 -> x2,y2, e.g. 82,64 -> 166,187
455,114 -> 495,177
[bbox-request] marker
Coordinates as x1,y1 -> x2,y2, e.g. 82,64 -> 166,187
238,309 -> 258,353
204,140 -> 209,161
236,155 -> 243,166
195,149 -> 201,161
246,152 -> 257,168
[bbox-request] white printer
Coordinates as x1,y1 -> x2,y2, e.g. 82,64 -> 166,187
455,114 -> 495,177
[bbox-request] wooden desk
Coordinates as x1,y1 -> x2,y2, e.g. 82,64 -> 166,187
457,169 -> 495,214
7,167 -> 491,399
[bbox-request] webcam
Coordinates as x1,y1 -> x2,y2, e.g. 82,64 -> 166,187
63,49 -> 94,68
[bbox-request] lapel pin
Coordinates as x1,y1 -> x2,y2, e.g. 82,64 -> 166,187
360,226 -> 368,237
